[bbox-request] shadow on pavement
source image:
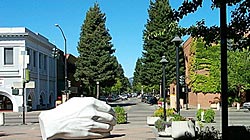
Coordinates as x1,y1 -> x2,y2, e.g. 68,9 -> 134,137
107,134 -> 126,138
108,102 -> 137,107
228,126 -> 250,140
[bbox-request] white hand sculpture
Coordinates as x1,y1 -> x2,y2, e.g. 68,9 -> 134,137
39,97 -> 116,140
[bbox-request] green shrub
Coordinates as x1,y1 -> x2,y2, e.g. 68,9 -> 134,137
166,108 -> 175,116
171,114 -> 186,121
204,109 -> 215,123
158,97 -> 170,104
114,106 -> 127,124
196,109 -> 215,123
154,119 -> 170,132
159,98 -> 164,102
153,107 -> 164,118
153,108 -> 175,118
196,109 -> 204,121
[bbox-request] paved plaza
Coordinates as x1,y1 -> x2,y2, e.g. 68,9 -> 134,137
0,99 -> 160,140
1,98 -> 250,140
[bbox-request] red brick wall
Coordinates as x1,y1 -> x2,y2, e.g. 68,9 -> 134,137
189,92 -> 221,108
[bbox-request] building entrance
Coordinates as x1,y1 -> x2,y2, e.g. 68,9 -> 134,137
0,95 -> 13,111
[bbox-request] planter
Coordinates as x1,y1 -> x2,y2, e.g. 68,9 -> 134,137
158,125 -> 172,137
146,116 -> 160,126
171,120 -> 195,139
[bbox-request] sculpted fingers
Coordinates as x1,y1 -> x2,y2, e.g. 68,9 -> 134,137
89,121 -> 114,133
94,99 -> 115,115
92,111 -> 116,126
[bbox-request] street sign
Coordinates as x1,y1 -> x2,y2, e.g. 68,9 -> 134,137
26,81 -> 35,88
13,82 -> 22,89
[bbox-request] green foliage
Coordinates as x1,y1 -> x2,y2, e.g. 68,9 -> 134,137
153,107 -> 164,118
154,119 -> 170,132
196,109 -> 215,123
115,64 -> 131,93
196,126 -> 221,140
228,49 -> 250,96
114,106 -> 127,124
204,109 -> 215,123
173,0 -> 249,50
171,114 -> 186,121
139,0 -> 184,89
111,78 -> 122,93
189,39 -> 250,96
189,40 -> 221,93
133,58 -> 143,92
74,3 -> 121,95
153,107 -> 175,118
196,109 -> 204,121
166,108 -> 175,116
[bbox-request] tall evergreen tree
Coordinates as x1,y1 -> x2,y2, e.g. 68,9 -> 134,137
74,3 -> 117,95
133,58 -> 143,92
141,0 -> 183,89
115,63 -> 131,93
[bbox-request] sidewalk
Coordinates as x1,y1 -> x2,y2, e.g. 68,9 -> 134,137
103,101 -> 158,140
0,99 -> 160,140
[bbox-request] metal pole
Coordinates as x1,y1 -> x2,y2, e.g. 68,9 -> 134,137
21,51 -> 26,125
22,81 -> 25,124
185,85 -> 188,110
55,24 -> 68,100
160,56 -> 168,121
96,81 -> 100,99
159,80 -> 162,98
220,2 -> 228,140
162,63 -> 166,121
176,44 -> 180,114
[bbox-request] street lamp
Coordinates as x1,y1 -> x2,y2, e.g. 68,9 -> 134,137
160,56 -> 168,121
96,81 -> 100,99
159,80 -> 162,98
21,51 -> 28,125
172,35 -> 183,115
55,24 -> 68,100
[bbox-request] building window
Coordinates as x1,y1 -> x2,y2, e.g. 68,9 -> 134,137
4,48 -> 13,65
39,53 -> 42,69
33,51 -> 36,67
26,48 -> 30,67
44,55 -> 47,70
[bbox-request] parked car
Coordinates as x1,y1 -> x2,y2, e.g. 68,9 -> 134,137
146,96 -> 157,105
106,95 -> 117,102
243,102 -> 250,110
119,94 -> 128,100
141,94 -> 149,102
99,96 -> 107,102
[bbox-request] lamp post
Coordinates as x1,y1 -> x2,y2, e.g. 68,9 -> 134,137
21,51 -> 27,125
55,24 -> 68,100
96,81 -> 100,99
160,56 -> 168,121
52,47 -> 59,105
220,2 -> 228,140
172,36 -> 183,115
159,80 -> 162,98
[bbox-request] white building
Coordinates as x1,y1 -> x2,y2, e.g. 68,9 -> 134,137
0,27 -> 57,112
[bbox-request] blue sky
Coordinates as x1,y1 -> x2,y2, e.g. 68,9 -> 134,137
1,0 -> 232,78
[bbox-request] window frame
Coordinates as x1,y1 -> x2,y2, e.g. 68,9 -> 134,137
4,47 -> 14,65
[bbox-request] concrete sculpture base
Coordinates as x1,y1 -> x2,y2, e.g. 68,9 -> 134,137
39,97 -> 116,140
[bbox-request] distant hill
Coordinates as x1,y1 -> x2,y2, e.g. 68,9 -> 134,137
128,77 -> 133,86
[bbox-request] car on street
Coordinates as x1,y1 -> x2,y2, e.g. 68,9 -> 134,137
99,96 -> 107,102
243,102 -> 250,110
119,94 -> 128,100
146,96 -> 157,105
